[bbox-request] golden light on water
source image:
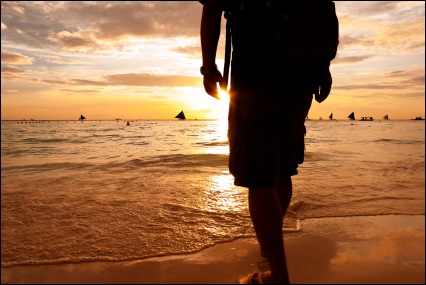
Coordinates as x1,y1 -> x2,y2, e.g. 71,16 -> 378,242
205,172 -> 246,212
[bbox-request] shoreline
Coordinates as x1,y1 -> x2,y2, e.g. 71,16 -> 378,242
2,214 -> 424,284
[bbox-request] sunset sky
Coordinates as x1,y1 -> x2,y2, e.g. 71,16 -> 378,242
1,1 -> 425,120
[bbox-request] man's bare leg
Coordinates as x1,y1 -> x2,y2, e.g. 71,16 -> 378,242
276,176 -> 293,217
248,177 -> 292,284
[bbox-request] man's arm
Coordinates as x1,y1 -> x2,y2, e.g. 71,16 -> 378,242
315,61 -> 332,103
200,0 -> 223,99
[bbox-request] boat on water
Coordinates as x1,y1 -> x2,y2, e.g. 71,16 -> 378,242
79,114 -> 86,122
411,116 -> 425,120
348,112 -> 355,120
359,116 -> 374,121
383,115 -> 389,120
175,110 -> 186,120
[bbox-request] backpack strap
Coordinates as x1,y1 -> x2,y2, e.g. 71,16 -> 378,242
221,10 -> 232,92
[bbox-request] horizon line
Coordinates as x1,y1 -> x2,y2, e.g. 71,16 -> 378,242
2,118 -> 424,122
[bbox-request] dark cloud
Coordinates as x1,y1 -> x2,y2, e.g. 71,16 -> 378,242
335,2 -> 399,17
5,72 -> 198,87
1,1 -> 203,52
173,45 -> 202,58
337,35 -> 375,50
1,64 -> 59,81
1,66 -> 26,73
59,88 -> 102,95
1,2 -> 70,50
103,73 -> 200,86
66,1 -> 203,40
335,1 -> 424,23
381,68 -> 425,81
333,55 -> 372,64
333,67 -> 425,91
36,72 -> 201,88
1,50 -> 33,64
333,84 -> 405,90
47,31 -> 98,50
49,59 -> 91,65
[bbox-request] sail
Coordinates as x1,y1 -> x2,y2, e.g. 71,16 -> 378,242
329,113 -> 333,120
383,115 -> 389,120
348,112 -> 355,120
79,114 -> 86,120
175,111 -> 186,120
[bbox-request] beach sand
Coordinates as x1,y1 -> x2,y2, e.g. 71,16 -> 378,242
1,215 -> 424,284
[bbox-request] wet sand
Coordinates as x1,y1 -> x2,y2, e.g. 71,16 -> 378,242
1,215 -> 424,284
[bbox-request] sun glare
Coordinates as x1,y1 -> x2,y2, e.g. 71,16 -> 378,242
218,88 -> 230,104
214,87 -> 230,120
184,85 -> 230,120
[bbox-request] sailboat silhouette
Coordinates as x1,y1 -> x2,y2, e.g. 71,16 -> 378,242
348,112 -> 355,120
175,111 -> 186,120
383,115 -> 389,120
329,113 -> 333,120
79,114 -> 86,122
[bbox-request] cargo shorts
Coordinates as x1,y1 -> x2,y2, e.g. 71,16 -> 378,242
227,78 -> 313,189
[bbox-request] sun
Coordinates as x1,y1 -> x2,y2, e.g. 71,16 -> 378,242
218,88 -> 230,106
215,88 -> 230,120
183,86 -> 230,120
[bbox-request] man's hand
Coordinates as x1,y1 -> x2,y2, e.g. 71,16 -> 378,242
203,69 -> 223,100
315,62 -> 332,103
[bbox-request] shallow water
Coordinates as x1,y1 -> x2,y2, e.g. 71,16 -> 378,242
1,119 -> 424,267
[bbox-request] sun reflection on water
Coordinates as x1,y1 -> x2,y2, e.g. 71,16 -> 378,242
198,118 -> 229,155
203,171 -> 247,213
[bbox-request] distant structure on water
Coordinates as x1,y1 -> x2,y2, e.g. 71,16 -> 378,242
411,116 -> 425,120
383,114 -> 389,120
348,112 -> 355,120
175,111 -> 186,120
359,116 -> 374,121
79,114 -> 86,122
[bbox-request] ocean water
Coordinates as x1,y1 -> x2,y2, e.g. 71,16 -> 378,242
1,119 -> 424,267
